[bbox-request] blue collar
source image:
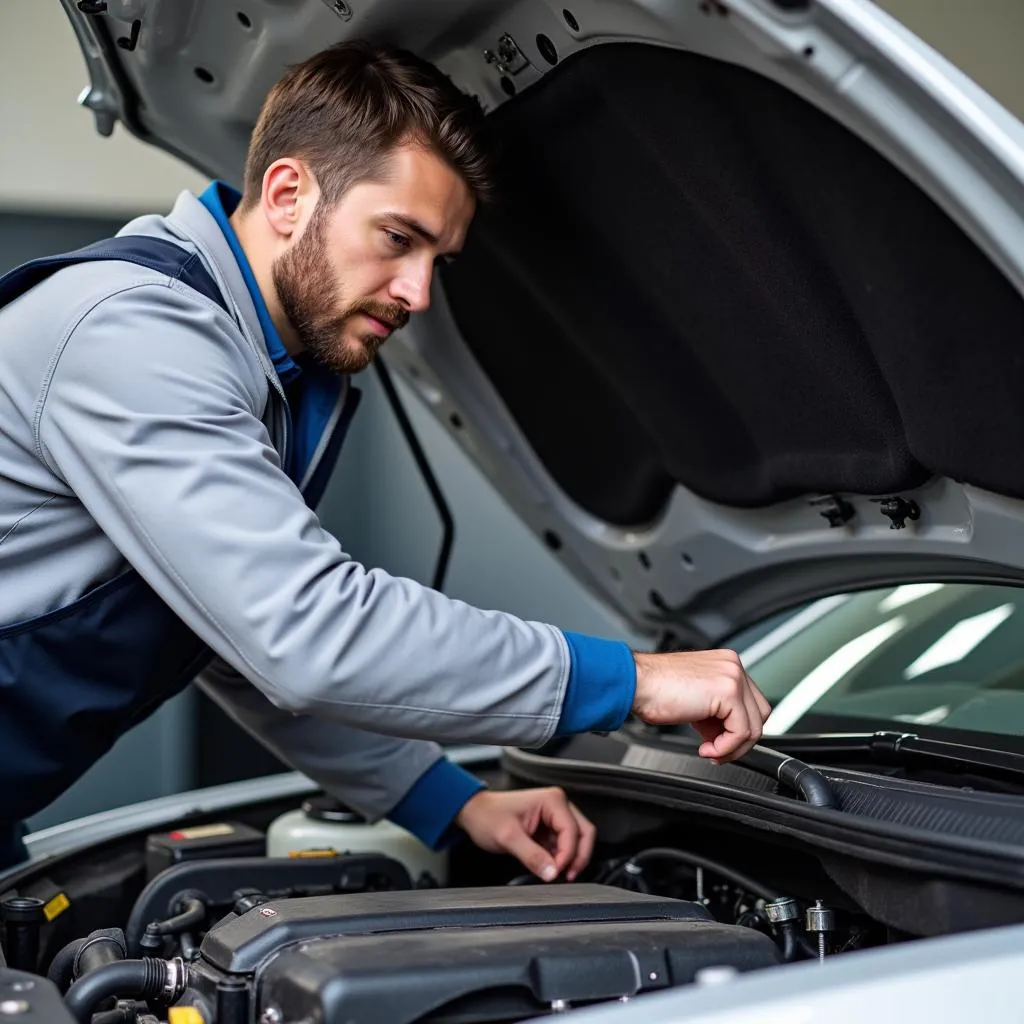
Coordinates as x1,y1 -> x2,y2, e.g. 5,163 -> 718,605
197,181 -> 301,386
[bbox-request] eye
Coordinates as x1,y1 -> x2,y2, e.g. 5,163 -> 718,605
384,229 -> 410,251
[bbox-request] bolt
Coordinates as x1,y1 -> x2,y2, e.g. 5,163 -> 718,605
805,899 -> 835,963
764,897 -> 799,924
815,898 -> 825,960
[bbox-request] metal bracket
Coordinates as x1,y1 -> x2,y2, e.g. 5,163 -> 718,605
483,33 -> 531,76
320,0 -> 353,21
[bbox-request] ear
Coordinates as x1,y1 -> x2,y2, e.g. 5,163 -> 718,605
261,158 -> 318,241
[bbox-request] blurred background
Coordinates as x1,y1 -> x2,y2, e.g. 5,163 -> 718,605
2,1 -> 1023,829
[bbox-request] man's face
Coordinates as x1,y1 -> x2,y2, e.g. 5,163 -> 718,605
272,144 -> 475,374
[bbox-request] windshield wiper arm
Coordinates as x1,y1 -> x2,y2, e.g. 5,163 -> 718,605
766,731 -> 1024,788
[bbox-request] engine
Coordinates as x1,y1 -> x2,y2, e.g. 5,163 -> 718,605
0,796 -> 871,1024
185,884 -> 778,1024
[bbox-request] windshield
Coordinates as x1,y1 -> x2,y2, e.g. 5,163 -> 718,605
729,584 -> 1024,740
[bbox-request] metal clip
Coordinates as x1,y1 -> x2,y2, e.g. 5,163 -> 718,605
483,33 -> 530,76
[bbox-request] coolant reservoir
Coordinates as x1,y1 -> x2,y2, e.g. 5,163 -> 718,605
266,795 -> 449,886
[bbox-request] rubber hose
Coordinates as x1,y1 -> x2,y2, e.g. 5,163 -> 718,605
75,929 -> 127,978
622,847 -> 784,903
148,898 -> 205,936
47,938 -> 86,993
742,746 -> 838,809
49,929 -> 127,994
778,919 -> 819,962
90,1007 -> 135,1024
64,959 -> 166,1024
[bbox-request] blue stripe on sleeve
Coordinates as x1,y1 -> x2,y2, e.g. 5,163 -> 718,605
387,757 -> 486,850
556,631 -> 637,735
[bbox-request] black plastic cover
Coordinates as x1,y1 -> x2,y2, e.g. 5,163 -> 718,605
127,853 -> 411,956
0,969 -> 78,1024
259,917 -> 779,1024
145,822 -> 266,882
200,884 -> 715,974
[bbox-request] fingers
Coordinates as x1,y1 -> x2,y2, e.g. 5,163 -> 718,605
538,790 -> 581,877
702,658 -> 764,763
566,803 -> 596,882
748,673 -> 772,721
692,718 -> 723,745
495,789 -> 582,882
499,822 -> 560,882
701,654 -> 769,763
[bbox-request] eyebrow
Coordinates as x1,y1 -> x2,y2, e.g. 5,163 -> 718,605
386,213 -> 440,245
385,213 -> 462,258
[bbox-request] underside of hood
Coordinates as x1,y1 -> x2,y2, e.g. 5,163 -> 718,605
441,41 -> 1023,522
59,0 -> 1024,643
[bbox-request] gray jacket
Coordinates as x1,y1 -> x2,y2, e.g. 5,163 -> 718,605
0,190 -> 572,820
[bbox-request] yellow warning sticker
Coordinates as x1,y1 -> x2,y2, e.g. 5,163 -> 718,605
43,892 -> 70,922
287,848 -> 338,858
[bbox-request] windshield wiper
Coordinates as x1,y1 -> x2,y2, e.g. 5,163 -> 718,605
764,731 -> 1024,788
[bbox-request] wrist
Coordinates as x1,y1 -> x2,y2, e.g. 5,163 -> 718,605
454,788 -> 489,830
631,651 -> 654,716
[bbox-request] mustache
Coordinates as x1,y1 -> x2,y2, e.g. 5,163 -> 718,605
346,299 -> 410,331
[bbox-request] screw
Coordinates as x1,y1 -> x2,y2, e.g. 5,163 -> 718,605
815,899 -> 826,962
805,898 -> 834,963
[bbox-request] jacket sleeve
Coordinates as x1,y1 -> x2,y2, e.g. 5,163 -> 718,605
35,279 -> 606,747
195,656 -> 484,844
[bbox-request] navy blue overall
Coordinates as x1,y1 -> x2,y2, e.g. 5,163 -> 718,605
0,237 -> 355,870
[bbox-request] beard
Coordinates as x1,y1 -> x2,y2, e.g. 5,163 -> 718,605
271,212 -> 409,375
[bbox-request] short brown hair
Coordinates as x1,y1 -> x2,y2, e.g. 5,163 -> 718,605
241,40 -> 495,210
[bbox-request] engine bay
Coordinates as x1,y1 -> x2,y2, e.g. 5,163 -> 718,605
5,731 -> 1024,1024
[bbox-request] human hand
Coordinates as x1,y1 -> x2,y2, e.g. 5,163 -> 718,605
455,787 -> 596,882
631,649 -> 771,762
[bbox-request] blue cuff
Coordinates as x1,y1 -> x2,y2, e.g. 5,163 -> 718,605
556,632 -> 637,736
387,758 -> 486,850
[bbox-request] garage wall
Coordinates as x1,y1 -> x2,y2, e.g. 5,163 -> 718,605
0,4 -> 207,215
874,0 -> 1024,120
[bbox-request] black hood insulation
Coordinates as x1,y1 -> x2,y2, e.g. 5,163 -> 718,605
441,43 -> 1024,526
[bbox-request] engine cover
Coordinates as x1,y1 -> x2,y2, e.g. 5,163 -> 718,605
195,884 -> 779,1024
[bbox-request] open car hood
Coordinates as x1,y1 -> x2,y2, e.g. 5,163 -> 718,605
61,0 -> 1024,646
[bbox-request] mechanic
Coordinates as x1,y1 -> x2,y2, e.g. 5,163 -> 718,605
0,41 -> 770,875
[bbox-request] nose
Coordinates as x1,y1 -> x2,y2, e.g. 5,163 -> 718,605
389,259 -> 433,314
